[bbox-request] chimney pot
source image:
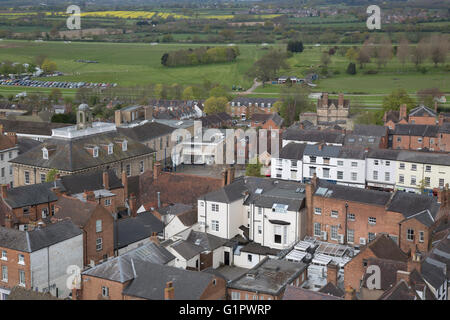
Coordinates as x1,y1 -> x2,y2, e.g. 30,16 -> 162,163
164,281 -> 174,300
129,193 -> 137,217
153,162 -> 162,180
103,171 -> 110,190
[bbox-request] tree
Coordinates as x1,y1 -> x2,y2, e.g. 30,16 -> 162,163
320,52 -> 331,67
34,54 -> 47,67
417,88 -> 443,107
203,96 -> 228,115
397,38 -> 410,67
247,49 -> 289,86
154,84 -> 167,99
48,88 -> 62,103
357,41 -> 371,69
41,59 -> 57,74
245,159 -> 263,177
182,86 -> 195,100
46,169 -> 59,182
287,40 -> 303,53
382,89 -> 415,113
277,86 -> 310,126
209,86 -> 230,99
346,62 -> 356,75
410,39 -> 429,68
376,37 -> 393,68
429,35 -> 448,66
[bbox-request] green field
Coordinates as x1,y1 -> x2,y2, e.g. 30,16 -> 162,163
0,40 -> 448,102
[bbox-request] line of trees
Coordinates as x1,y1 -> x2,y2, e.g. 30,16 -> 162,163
161,46 -> 240,67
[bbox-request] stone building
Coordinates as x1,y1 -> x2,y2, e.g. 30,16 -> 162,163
10,104 -> 155,187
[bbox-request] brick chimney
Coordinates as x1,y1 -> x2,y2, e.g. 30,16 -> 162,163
227,167 -> 235,185
115,110 -> 122,127
434,101 -> 438,114
222,169 -> 228,187
407,248 -> 422,273
129,193 -> 137,217
311,173 -> 318,190
437,184 -> 449,207
0,124 -> 3,134
338,93 -> 344,107
4,216 -> 12,229
144,106 -> 153,120
164,281 -> 174,300
396,270 -> 411,284
327,262 -> 339,287
1,184 -> 7,199
344,286 -> 356,300
121,171 -> 128,201
317,142 -> 324,151
153,162 -> 161,180
150,231 -> 159,245
6,132 -> 17,145
399,104 -> 407,120
83,190 -> 95,202
103,171 -> 109,190
322,93 -> 329,107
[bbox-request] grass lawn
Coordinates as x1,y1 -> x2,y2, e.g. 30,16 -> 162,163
0,40 -> 448,100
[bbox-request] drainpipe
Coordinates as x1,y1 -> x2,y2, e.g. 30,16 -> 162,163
344,203 -> 348,245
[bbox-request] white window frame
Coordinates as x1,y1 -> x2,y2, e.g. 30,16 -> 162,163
19,270 -> 25,286
102,286 -> 109,297
96,220 -> 102,233
1,266 -> 7,282
331,210 -> 338,218
314,207 -> 322,215
211,204 -> 219,212
313,223 -> 321,237
18,254 -> 25,265
368,217 -> 376,225
24,171 -> 30,184
211,220 -> 219,232
96,238 -> 103,251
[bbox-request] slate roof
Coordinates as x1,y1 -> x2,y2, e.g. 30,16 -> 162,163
315,181 -> 392,207
239,242 -> 281,256
117,122 -> 174,143
171,240 -> 204,260
409,105 -> 437,118
83,242 -> 175,283
59,169 -> 122,194
387,191 -> 440,227
0,119 -> 70,136
393,124 -> 439,137
366,234 -> 408,262
367,148 -> 401,160
229,258 -> 307,296
251,113 -> 284,127
185,230 -> 227,252
156,203 -> 193,216
344,134 -> 381,148
283,128 -> 345,144
353,124 -> 388,137
231,97 -> 278,105
420,257 -> 447,290
337,147 -> 367,160
378,280 -> 418,300
10,131 -> 154,172
17,137 -> 41,155
318,282 -> 345,298
303,144 -> 341,158
0,134 -> 16,151
283,285 -> 343,300
53,196 -> 104,227
3,181 -> 64,208
361,258 -> 407,290
200,112 -> 232,127
114,212 -> 164,249
0,220 -> 82,252
396,150 -> 450,166
122,262 -> 218,300
131,170 -> 223,208
428,233 -> 450,280
279,143 -> 307,160
177,210 -> 198,227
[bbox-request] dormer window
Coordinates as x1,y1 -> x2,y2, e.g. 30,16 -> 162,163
122,140 -> 128,152
42,148 -> 48,160
93,147 -> 99,158
108,144 -> 113,155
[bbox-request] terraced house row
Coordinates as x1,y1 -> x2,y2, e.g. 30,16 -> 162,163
271,142 -> 449,196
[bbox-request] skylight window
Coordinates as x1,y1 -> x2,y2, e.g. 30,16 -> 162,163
272,203 -> 288,213
122,140 -> 128,151
108,144 -> 113,155
42,148 -> 48,160
93,147 -> 99,158
255,188 -> 263,194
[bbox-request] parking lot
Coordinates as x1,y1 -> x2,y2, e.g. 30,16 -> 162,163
0,78 -> 117,89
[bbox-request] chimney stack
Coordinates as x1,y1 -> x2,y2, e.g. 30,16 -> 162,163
103,171 -> 110,190
1,184 -> 7,199
144,106 -> 153,120
150,231 -> 159,245
399,104 -> 407,120
121,171 -> 128,201
0,124 -> 3,135
164,281 -> 175,300
153,162 -> 161,180
115,110 -> 122,127
83,190 -> 95,202
318,143 -> 324,151
338,93 -> 344,107
327,262 -> 339,287
434,101 -> 438,114
6,132 -> 17,145
344,286 -> 356,300
322,93 -> 329,107
4,215 -> 12,229
129,193 -> 137,217
396,270 -> 411,285
311,173 -> 318,190
222,169 -> 228,187
407,247 -> 422,273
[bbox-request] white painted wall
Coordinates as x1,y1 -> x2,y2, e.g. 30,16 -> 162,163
271,158 -> 302,181
1,147 -> 19,186
366,157 -> 397,189
30,234 -> 83,299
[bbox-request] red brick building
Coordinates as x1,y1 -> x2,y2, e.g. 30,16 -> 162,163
228,258 -> 308,300
305,177 -> 441,253
250,113 -> 284,130
52,195 -> 115,266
